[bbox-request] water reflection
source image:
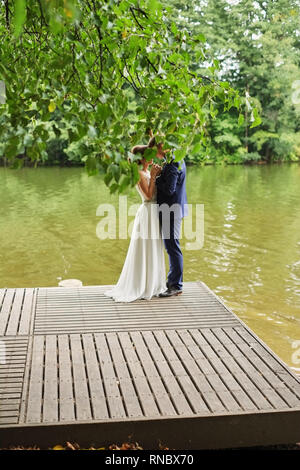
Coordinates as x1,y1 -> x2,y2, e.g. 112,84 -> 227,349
0,163 -> 299,367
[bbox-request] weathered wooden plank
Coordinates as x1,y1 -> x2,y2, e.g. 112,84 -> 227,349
18,288 -> 34,335
219,340 -> 279,393
37,298 -> 223,304
188,329 -> 257,411
69,334 -> 92,421
0,360 -> 25,370
0,403 -> 20,411
106,332 -> 143,418
141,331 -> 207,415
34,311 -> 232,319
36,309 -> 225,316
26,336 -> 44,423
0,289 -> 14,335
1,355 -> 26,367
221,331 -> 292,408
190,330 -> 257,411
210,329 -> 274,410
34,322 -> 238,335
6,289 -> 25,336
43,335 -> 58,422
117,332 -> 161,417
34,318 -> 236,326
0,392 -> 21,399
233,326 -> 258,345
36,301 -> 224,308
0,410 -> 19,418
57,335 -> 75,421
81,334 -> 109,420
0,376 -> 24,383
130,331 -> 177,416
133,331 -> 191,414
181,330 -> 248,412
162,330 -> 226,413
0,417 -> 18,424
1,345 -> 28,351
94,333 -> 126,419
234,328 -> 300,398
0,289 -> 5,307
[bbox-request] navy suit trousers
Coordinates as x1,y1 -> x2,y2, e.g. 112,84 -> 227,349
159,211 -> 183,290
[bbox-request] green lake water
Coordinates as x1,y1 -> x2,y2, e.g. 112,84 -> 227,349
0,164 -> 299,368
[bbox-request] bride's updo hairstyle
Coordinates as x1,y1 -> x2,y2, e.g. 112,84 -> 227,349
130,136 -> 157,165
131,144 -> 149,165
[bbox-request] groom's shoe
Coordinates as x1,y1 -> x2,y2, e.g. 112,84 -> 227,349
159,287 -> 183,298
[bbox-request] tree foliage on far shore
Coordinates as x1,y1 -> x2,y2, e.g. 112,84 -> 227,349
0,0 -> 255,190
166,0 -> 300,164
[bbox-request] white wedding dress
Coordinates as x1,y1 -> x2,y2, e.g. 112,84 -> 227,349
104,171 -> 166,302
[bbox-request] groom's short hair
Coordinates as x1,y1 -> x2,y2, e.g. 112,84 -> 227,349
147,136 -> 156,148
148,136 -> 163,149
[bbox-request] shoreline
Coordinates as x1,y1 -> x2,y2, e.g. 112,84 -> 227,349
0,159 -> 299,169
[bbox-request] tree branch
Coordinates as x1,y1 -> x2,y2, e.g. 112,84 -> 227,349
37,0 -> 48,27
146,57 -> 158,73
130,7 -> 144,30
4,0 -> 10,30
90,0 -> 103,89
124,58 -> 140,92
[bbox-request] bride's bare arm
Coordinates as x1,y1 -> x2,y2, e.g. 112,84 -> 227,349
138,169 -> 157,200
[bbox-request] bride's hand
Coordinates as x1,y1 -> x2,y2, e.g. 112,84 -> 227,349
154,164 -> 162,175
150,166 -> 158,178
150,164 -> 161,178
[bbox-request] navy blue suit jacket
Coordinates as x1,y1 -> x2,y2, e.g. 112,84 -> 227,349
156,158 -> 188,218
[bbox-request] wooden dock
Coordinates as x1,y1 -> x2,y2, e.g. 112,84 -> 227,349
0,281 -> 300,449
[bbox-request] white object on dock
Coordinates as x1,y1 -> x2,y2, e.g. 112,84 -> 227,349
58,279 -> 83,287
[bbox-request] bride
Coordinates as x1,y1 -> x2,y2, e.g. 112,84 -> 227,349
104,142 -> 166,302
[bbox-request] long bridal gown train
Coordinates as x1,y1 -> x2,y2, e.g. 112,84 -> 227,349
104,171 -> 166,302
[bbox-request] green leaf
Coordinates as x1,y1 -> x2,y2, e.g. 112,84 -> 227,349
195,33 -> 206,43
85,156 -> 98,175
131,162 -> 139,185
144,147 -> 157,160
191,142 -> 202,155
87,125 -> 98,138
111,163 -> 121,182
170,22 -> 178,35
174,148 -> 186,161
104,172 -> 113,186
48,101 -> 56,113
23,134 -> 33,146
119,175 -> 131,193
238,113 -> 244,126
250,108 -> 262,129
13,0 -> 27,37
148,0 -> 162,15
109,183 -> 119,194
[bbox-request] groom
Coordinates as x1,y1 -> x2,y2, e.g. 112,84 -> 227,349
149,137 -> 188,297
